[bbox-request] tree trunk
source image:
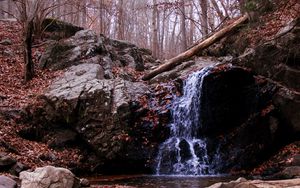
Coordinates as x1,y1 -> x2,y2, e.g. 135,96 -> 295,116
142,14 -> 249,81
117,0 -> 125,40
151,0 -> 159,58
200,0 -> 208,36
24,19 -> 34,82
180,0 -> 187,52
0,1 -> 4,19
211,0 -> 225,20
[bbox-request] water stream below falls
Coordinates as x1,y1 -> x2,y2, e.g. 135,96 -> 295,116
156,67 -> 218,176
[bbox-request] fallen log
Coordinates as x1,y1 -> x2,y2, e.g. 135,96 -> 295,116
142,14 -> 249,81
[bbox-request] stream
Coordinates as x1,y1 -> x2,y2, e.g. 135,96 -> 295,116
89,175 -> 235,187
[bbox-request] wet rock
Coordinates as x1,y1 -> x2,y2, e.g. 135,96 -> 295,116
200,66 -> 257,135
0,175 -> 17,188
179,139 -> 192,162
194,65 -> 295,173
275,166 -> 300,179
19,166 -> 80,188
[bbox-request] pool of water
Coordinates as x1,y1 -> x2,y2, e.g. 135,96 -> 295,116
88,175 -> 236,188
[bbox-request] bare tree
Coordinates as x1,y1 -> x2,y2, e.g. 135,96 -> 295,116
152,0 -> 159,58
117,0 -> 124,40
200,0 -> 209,36
180,0 -> 187,52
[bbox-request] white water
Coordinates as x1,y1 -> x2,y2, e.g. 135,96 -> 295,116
156,67 -> 214,176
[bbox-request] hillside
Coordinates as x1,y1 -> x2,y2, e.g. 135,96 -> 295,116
0,0 -> 299,185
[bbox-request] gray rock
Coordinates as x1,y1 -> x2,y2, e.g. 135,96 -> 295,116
19,166 -> 80,188
207,177 -> 300,188
0,175 -> 17,188
0,153 -> 16,170
39,63 -> 150,164
39,29 -> 154,73
39,30 -> 107,70
0,39 -> 12,45
3,49 -> 14,57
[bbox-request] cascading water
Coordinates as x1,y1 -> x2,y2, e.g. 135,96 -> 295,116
156,67 -> 215,176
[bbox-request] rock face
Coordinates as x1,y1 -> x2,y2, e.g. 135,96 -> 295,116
39,29 -> 153,78
237,17 -> 300,91
26,62 -> 157,173
207,177 -> 300,188
193,16 -> 300,175
42,18 -> 84,40
0,175 -> 17,188
200,66 -> 257,135
19,166 -> 80,188
187,65 -> 294,173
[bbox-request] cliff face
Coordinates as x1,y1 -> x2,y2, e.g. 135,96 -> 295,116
197,0 -> 300,175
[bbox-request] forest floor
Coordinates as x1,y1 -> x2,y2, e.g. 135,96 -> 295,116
0,21 -> 85,172
0,0 -> 299,179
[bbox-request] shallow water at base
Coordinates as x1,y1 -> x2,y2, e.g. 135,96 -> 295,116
89,175 -> 236,188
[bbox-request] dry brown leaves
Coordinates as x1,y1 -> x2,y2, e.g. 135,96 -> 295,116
0,21 -> 63,109
251,142 -> 300,175
0,20 -> 83,172
247,0 -> 300,46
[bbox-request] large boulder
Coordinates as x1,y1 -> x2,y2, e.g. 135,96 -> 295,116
39,29 -> 153,74
19,166 -> 80,188
40,30 -> 107,70
27,63 -> 155,173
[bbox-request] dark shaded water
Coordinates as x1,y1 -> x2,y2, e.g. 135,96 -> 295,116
89,175 -> 235,188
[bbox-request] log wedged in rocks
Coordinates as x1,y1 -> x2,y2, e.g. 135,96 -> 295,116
142,14 -> 249,80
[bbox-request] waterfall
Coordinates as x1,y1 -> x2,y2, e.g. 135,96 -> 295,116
156,67 -> 215,176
